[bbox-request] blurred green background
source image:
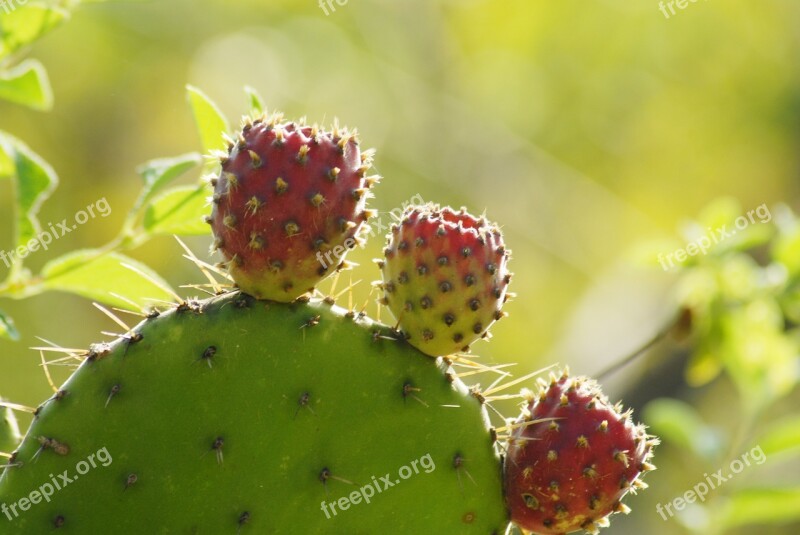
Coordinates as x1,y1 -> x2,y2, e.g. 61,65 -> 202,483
2,0 -> 799,533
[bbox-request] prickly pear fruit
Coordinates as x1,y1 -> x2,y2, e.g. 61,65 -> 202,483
379,204 -> 511,357
0,293 -> 507,533
209,114 -> 377,302
504,370 -> 657,534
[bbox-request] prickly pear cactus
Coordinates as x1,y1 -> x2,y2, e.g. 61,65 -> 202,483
0,293 -> 507,533
0,106 -> 657,534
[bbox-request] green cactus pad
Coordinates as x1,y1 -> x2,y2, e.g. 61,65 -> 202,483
0,292 -> 507,533
0,405 -> 20,454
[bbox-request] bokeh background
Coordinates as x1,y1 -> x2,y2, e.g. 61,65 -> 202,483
1,1 -> 799,533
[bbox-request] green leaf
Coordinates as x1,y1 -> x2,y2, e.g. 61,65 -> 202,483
723,487 -> 800,528
186,85 -> 230,154
0,131 -> 58,277
0,59 -> 52,110
0,3 -> 69,60
244,85 -> 265,115
0,403 -> 21,452
135,152 -> 202,207
717,221 -> 775,256
0,308 -> 19,341
144,185 -> 210,236
773,225 -> 800,278
757,416 -> 800,459
694,197 -> 743,231
643,398 -> 722,459
679,199 -> 775,261
40,251 -> 176,309
719,297 -> 798,407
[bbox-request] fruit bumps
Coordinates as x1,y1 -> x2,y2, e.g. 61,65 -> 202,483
504,370 -> 657,534
209,113 -> 378,301
379,204 -> 511,356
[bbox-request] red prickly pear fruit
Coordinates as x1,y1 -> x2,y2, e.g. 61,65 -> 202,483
209,114 -> 378,302
504,369 -> 657,534
379,204 -> 511,356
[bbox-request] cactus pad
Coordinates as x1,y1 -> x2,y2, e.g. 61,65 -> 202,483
0,405 -> 20,455
0,292 -> 507,533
